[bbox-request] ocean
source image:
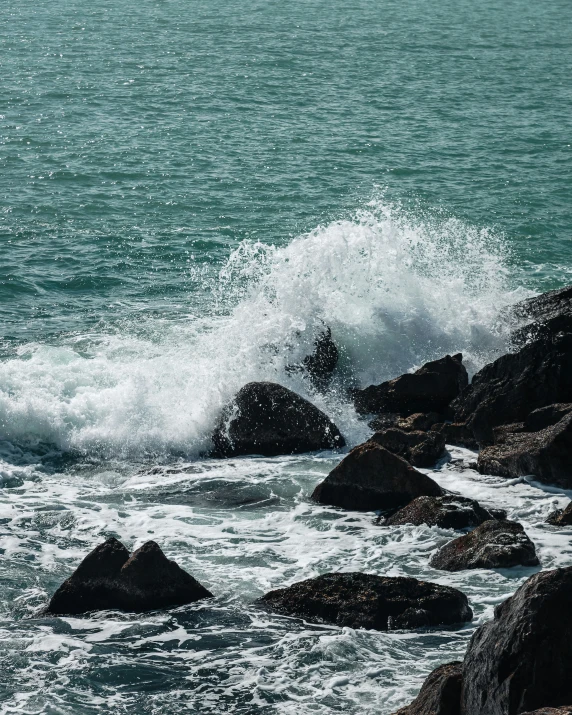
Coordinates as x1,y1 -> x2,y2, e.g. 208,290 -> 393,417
1,0 -> 572,712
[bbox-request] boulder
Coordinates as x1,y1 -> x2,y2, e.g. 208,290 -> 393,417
211,382 -> 345,457
383,495 -> 504,530
312,442 -> 443,513
525,403 -> 572,431
461,566 -> 572,714
392,662 -> 463,715
434,422 -> 478,450
546,502 -> 572,527
429,520 -> 539,572
369,412 -> 443,433
369,428 -> 446,467
301,326 -> 338,386
45,538 -> 213,615
354,354 -> 468,416
260,572 -> 472,631
477,412 -> 572,488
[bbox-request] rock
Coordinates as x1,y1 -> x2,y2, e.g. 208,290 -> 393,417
461,566 -> 572,714
397,412 -> 443,432
512,285 -> 572,324
369,428 -> 446,468
260,572 -> 472,631
429,520 -> 539,572
434,422 -> 478,450
525,403 -> 572,431
383,495 -> 503,530
392,662 -> 463,715
520,709 -> 572,715
354,354 -> 468,416
312,442 -> 443,513
45,538 -> 213,615
368,412 -> 400,431
546,502 -> 572,526
301,326 -> 338,385
452,329 -> 572,445
477,412 -> 572,488
211,382 -> 345,457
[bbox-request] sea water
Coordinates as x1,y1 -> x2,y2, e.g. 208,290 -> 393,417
1,0 -> 572,712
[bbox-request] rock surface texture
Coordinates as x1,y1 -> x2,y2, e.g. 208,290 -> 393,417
211,381 -> 345,457
312,442 -> 443,512
430,520 -> 539,572
546,501 -> 572,527
369,427 -> 446,467
46,538 -> 213,615
383,495 -> 503,530
301,326 -> 338,386
260,573 -> 472,631
392,662 -> 463,715
354,354 -> 468,416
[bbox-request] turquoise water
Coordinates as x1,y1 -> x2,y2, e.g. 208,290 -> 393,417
1,0 -> 572,713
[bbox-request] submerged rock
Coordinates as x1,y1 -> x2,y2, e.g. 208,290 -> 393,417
392,662 -> 463,715
260,572 -> 472,631
369,428 -> 446,468
383,495 -> 504,530
461,566 -> 572,714
546,502 -> 572,527
312,442 -> 443,513
354,354 -> 468,416
211,381 -> 345,457
429,520 -> 539,572
45,538 -> 213,615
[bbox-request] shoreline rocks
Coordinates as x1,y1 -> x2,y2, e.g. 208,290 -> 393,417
546,502 -> 572,526
382,495 -> 505,530
393,662 -> 463,715
369,427 -> 446,468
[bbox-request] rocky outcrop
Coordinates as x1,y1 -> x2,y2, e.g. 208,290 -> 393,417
520,709 -> 572,715
383,495 -> 504,530
354,354 -> 468,416
211,382 -> 345,457
434,422 -> 478,449
510,285 -> 572,347
301,326 -> 338,387
369,428 -> 446,467
524,403 -> 572,431
312,442 -> 443,513
546,502 -> 572,527
260,572 -> 472,631
368,412 -> 442,433
45,538 -> 213,615
429,520 -> 539,572
392,662 -> 463,715
461,566 -> 572,714
477,411 -> 572,488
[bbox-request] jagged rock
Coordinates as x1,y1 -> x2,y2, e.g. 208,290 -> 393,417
368,412 -> 400,431
434,422 -> 478,449
354,354 -> 468,416
302,326 -> 338,385
546,502 -> 572,526
45,538 -> 213,615
477,412 -> 572,488
461,566 -> 572,714
260,573 -> 472,631
520,709 -> 572,715
312,442 -> 443,513
392,662 -> 463,715
383,495 -> 504,530
512,285 -> 572,324
211,382 -> 345,457
525,403 -> 572,431
429,520 -> 539,572
369,428 -> 446,468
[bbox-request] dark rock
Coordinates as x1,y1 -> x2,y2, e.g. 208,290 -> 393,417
434,422 -> 478,450
546,502 -> 572,527
525,403 -> 572,432
46,538 -> 213,615
429,520 -> 539,572
383,495 -> 502,530
369,428 -> 446,467
354,354 -> 468,416
398,412 -> 443,432
301,326 -> 338,385
260,572 -> 472,631
477,412 -> 572,488
520,709 -> 572,715
312,442 -> 443,513
368,412 -> 400,431
512,285 -> 572,324
211,382 -> 345,457
461,566 -> 572,714
392,662 -> 463,715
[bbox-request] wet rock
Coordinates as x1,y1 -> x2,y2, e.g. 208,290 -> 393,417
546,502 -> 572,527
383,495 -> 503,530
397,412 -> 443,432
368,412 -> 400,431
46,538 -> 213,615
368,428 -> 446,468
392,661 -> 463,715
434,422 -> 478,449
260,572 -> 472,631
512,285 -> 572,325
520,709 -> 572,715
354,354 -> 468,416
477,412 -> 572,488
211,382 -> 345,457
525,403 -> 572,431
429,520 -> 539,572
312,442 -> 443,513
461,566 -> 572,715
301,326 -> 338,386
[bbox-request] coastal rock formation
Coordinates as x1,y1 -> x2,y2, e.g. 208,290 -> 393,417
383,495 -> 504,530
546,501 -> 572,526
520,709 -> 572,715
461,566 -> 572,714
301,326 -> 338,386
260,572 -> 472,631
211,382 -> 345,457
434,421 -> 478,449
354,354 -> 468,416
312,442 -> 443,512
369,427 -> 446,467
392,662 -> 463,715
510,285 -> 572,347
46,538 -> 213,615
429,520 -> 539,572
